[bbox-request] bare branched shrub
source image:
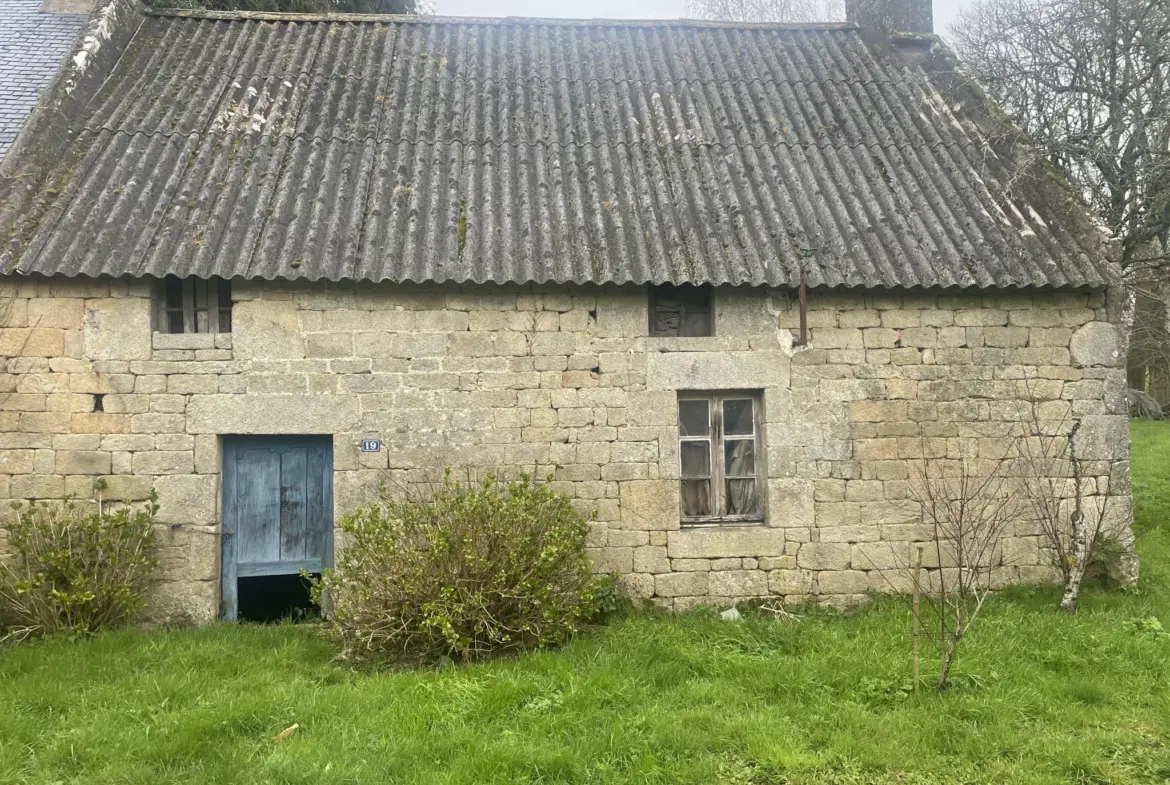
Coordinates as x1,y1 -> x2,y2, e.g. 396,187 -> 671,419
906,453 -> 1022,690
0,485 -> 160,642
311,472 -> 606,666
1016,380 -> 1133,612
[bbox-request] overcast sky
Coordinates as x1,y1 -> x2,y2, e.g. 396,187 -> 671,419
435,0 -> 974,36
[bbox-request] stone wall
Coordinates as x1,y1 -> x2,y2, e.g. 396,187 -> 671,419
0,275 -> 1133,620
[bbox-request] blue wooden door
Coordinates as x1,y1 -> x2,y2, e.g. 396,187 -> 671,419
221,436 -> 333,620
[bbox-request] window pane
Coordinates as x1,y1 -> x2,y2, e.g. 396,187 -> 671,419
219,308 -> 232,333
681,480 -> 712,517
725,438 -> 754,476
680,440 -> 711,478
652,307 -> 680,337
725,479 -> 760,516
164,276 -> 183,308
723,398 -> 754,436
167,311 -> 184,334
193,278 -> 208,311
195,308 -> 209,333
679,399 -> 709,437
217,278 -> 232,308
680,310 -> 710,337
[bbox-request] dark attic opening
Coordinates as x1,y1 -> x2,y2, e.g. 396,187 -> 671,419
236,574 -> 320,623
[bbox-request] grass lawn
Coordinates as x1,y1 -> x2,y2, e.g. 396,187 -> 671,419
2,423 -> 1170,784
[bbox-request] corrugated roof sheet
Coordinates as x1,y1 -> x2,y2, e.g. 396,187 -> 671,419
9,12 -> 1115,288
0,0 -> 87,160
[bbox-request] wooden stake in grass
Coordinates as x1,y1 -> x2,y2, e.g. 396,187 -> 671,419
911,545 -> 924,695
272,724 -> 299,743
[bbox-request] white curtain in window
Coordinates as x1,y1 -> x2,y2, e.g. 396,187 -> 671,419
681,481 -> 711,517
725,440 -> 757,515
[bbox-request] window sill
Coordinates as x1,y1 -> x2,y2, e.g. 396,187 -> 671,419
152,332 -> 233,351
647,336 -> 749,353
680,518 -> 765,528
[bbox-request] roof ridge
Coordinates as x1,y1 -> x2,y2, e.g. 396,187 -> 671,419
144,8 -> 861,31
92,74 -> 899,89
78,126 -> 977,154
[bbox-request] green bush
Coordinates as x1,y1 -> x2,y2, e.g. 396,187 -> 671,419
0,489 -> 159,642
312,472 -> 606,664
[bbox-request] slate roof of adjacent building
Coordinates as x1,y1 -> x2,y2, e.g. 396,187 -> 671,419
0,0 -> 87,160
3,9 -> 1116,289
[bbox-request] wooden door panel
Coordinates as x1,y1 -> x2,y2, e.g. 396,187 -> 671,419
221,436 -> 333,620
279,447 -> 308,561
303,444 -> 329,562
236,448 -> 282,564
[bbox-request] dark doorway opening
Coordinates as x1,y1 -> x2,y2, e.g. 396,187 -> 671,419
236,573 -> 320,623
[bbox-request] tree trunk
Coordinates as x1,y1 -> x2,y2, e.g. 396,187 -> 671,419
936,611 -> 965,689
1116,277 -> 1138,359
1058,481 -> 1093,613
1058,551 -> 1090,613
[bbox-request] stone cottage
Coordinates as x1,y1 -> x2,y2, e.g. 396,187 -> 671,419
0,0 -> 1133,621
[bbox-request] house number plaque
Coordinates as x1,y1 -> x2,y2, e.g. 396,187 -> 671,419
360,439 -> 382,453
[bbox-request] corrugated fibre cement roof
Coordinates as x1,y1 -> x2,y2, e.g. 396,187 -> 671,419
9,11 -> 1116,289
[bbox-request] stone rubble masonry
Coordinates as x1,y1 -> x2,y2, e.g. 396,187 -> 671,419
0,276 -> 1133,620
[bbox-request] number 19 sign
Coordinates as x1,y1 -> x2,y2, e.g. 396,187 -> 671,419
360,439 -> 382,453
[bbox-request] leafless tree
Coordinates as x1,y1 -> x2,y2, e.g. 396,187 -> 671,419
684,0 -> 844,24
906,454 -> 1021,690
951,0 -> 1170,275
1129,274 -> 1170,404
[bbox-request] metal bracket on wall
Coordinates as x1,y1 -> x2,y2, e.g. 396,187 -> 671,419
792,266 -> 809,347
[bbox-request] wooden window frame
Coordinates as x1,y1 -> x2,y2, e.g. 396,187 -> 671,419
649,283 -> 714,337
678,391 -> 765,526
158,275 -> 232,334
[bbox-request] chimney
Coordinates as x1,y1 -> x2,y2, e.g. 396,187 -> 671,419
845,0 -> 933,35
41,0 -> 95,12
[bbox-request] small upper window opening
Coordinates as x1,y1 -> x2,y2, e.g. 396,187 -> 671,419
160,275 -> 232,334
650,284 -> 712,337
